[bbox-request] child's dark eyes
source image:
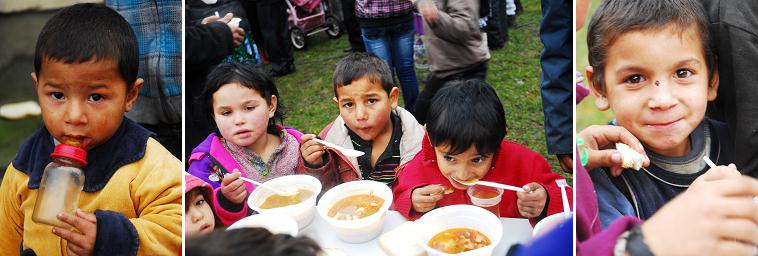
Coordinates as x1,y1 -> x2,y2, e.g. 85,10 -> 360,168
443,155 -> 455,162
674,69 -> 693,79
195,199 -> 205,206
88,94 -> 104,102
471,157 -> 484,164
220,111 -> 231,116
623,74 -> 646,84
246,105 -> 256,111
367,99 -> 378,104
51,92 -> 64,100
342,102 -> 353,108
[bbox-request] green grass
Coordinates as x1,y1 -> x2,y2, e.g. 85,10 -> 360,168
576,0 -> 614,131
271,1 -> 570,182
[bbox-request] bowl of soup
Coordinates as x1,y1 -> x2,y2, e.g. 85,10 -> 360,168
417,205 -> 502,255
316,180 -> 393,243
532,213 -> 570,238
247,175 -> 322,229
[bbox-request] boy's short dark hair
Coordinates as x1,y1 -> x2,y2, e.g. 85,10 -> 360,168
34,3 -> 139,89
198,62 -> 286,135
186,227 -> 321,256
427,79 -> 507,156
332,52 -> 394,97
587,0 -> 714,95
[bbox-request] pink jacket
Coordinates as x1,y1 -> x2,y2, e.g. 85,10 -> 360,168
184,173 -> 246,226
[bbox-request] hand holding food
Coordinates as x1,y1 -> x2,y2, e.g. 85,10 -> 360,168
578,125 -> 649,176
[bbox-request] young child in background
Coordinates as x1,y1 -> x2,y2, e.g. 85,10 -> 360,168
188,62 -> 303,208
0,4 -> 181,255
584,0 -> 733,227
392,79 -> 572,223
185,173 -> 246,237
297,52 -> 425,191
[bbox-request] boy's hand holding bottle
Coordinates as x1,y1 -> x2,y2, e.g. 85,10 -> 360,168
516,183 -> 547,218
52,209 -> 97,256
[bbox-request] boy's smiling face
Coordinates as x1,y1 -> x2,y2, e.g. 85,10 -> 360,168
589,24 -> 718,157
33,58 -> 142,151
334,76 -> 399,141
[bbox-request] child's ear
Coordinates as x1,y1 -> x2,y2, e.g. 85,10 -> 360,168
389,87 -> 400,109
586,66 -> 609,111
125,78 -> 144,112
707,69 -> 719,101
31,72 -> 39,90
268,95 -> 278,118
332,96 -> 339,107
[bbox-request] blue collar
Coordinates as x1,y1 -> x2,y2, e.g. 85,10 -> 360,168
12,118 -> 153,192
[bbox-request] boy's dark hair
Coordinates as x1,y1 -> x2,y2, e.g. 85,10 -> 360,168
198,62 -> 286,135
427,79 -> 507,156
186,227 -> 321,256
332,52 -> 394,97
34,3 -> 139,89
587,0 -> 715,95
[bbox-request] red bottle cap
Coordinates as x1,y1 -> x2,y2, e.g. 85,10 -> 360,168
50,144 -> 88,166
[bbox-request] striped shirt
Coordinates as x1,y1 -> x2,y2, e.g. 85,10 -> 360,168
355,0 -> 414,19
347,113 -> 403,186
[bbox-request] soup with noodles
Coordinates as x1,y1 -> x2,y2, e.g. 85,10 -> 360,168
259,188 -> 314,209
428,228 -> 491,254
328,194 -> 384,220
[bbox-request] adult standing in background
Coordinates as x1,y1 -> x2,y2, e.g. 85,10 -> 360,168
413,0 -> 489,124
257,0 -> 296,77
106,0 -> 182,158
342,0 -> 366,52
185,12 -> 244,160
699,0 -> 758,177
538,0 -> 572,172
356,0 -> 419,113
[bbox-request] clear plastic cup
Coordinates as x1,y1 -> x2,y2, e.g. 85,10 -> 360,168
467,185 -> 503,216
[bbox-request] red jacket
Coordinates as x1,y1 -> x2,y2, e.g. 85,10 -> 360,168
393,135 -> 573,225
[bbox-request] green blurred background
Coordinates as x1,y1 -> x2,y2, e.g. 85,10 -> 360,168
576,0 -> 614,131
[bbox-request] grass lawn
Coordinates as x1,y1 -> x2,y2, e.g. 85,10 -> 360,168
270,0 -> 570,182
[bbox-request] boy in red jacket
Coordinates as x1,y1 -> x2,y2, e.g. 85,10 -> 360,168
393,79 -> 572,224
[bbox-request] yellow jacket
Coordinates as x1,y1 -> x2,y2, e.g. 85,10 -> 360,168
0,120 -> 181,255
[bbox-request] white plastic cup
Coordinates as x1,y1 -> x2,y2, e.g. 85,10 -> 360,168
417,205 -> 503,256
467,185 -> 503,216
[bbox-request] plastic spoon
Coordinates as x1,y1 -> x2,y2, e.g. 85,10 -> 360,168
451,177 -> 526,192
556,179 -> 571,219
228,174 -> 298,196
312,138 -> 365,157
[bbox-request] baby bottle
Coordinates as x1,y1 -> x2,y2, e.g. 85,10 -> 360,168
32,142 -> 86,228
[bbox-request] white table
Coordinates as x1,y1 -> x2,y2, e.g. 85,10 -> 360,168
299,210 -> 534,255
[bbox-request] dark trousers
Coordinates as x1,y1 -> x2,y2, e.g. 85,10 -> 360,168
256,0 -> 294,72
341,0 -> 365,51
414,62 -> 488,124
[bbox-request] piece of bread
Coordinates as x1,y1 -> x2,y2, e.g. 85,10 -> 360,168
616,143 -> 644,170
379,221 -> 427,256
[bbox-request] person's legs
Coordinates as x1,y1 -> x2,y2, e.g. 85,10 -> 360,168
361,26 -> 392,66
257,0 -> 295,76
341,0 -> 365,52
388,21 -> 419,113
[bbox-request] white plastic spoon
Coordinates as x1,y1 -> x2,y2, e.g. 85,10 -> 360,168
228,174 -> 298,196
312,138 -> 365,157
452,177 -> 526,192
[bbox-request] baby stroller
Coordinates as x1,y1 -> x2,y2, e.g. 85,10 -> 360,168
286,0 -> 342,49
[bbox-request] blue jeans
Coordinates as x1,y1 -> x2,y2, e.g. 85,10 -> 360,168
361,21 -> 419,113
